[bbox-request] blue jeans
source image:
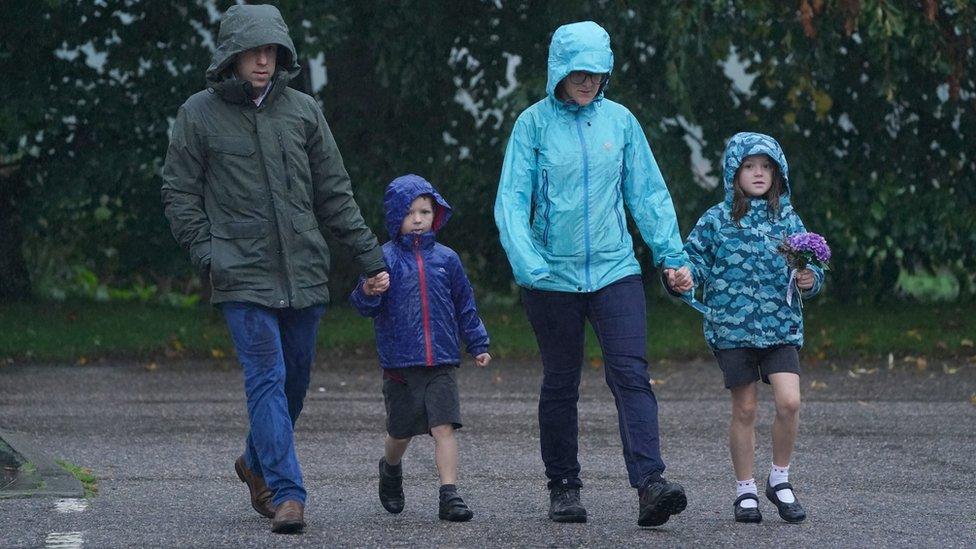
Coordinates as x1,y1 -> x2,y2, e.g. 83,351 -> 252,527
222,302 -> 325,506
522,275 -> 665,490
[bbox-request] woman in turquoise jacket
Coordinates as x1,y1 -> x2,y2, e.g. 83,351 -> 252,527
494,21 -> 691,528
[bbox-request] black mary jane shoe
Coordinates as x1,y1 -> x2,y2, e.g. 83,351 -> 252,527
765,478 -> 807,523
733,493 -> 762,523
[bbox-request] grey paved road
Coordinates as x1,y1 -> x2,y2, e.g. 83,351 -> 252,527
1,356 -> 974,547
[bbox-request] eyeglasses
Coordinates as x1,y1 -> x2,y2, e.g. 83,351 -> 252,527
566,71 -> 609,86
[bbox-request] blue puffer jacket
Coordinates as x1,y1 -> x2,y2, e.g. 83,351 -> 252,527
684,132 -> 824,350
494,21 -> 688,293
350,174 -> 489,369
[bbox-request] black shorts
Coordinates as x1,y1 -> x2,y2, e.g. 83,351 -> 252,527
713,345 -> 801,389
382,365 -> 462,439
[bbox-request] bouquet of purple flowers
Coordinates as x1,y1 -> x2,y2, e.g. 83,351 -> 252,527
778,232 -> 831,271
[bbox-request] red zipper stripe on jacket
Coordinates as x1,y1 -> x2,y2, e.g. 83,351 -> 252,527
414,236 -> 434,366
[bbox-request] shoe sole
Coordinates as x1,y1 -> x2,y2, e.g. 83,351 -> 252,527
734,513 -> 762,523
549,512 -> 587,523
271,521 -> 306,535
638,488 -> 687,527
234,459 -> 275,519
439,512 -> 474,522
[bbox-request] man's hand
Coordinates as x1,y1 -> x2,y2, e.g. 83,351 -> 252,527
474,353 -> 491,368
362,271 -> 390,296
664,266 -> 693,293
795,269 -> 815,290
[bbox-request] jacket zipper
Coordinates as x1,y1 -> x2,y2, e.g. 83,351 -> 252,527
615,164 -> 626,235
541,169 -> 552,246
277,132 -> 291,190
414,236 -> 434,366
575,115 -> 591,289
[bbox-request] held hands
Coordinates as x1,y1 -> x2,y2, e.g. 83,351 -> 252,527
362,271 -> 390,296
795,268 -> 815,291
664,266 -> 693,293
474,353 -> 492,368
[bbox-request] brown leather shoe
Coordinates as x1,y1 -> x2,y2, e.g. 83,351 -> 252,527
271,500 -> 305,534
234,457 -> 275,518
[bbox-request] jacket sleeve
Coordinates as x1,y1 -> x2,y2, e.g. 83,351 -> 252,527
160,106 -> 211,274
306,102 -> 386,276
349,275 -> 386,317
621,114 -> 690,270
788,211 -> 825,299
684,211 -> 718,294
449,254 -> 489,357
494,115 -> 550,288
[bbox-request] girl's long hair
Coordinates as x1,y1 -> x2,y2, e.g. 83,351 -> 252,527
731,159 -> 784,226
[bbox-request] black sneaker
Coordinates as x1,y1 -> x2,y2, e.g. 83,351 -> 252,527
733,493 -> 762,523
548,486 -> 587,523
439,489 -> 474,522
638,479 -> 687,527
765,477 -> 806,523
378,458 -> 404,514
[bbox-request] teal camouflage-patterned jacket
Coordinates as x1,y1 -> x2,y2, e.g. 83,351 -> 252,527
684,132 -> 824,350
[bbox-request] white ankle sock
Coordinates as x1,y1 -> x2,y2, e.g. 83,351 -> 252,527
736,479 -> 758,508
770,464 -> 795,503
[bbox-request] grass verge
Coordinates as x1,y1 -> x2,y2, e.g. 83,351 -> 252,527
0,299 -> 974,363
56,460 -> 97,498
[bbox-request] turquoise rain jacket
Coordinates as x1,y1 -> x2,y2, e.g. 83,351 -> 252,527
494,21 -> 688,292
684,132 -> 824,350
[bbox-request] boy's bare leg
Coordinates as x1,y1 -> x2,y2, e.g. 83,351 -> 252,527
768,372 -> 801,467
384,435 -> 411,465
729,382 -> 759,480
430,424 -> 458,485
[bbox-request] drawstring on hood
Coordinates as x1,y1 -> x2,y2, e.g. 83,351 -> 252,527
206,4 -> 302,105
546,21 -> 613,107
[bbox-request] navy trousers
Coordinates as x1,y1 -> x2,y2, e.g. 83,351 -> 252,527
222,302 -> 325,506
522,275 -> 666,490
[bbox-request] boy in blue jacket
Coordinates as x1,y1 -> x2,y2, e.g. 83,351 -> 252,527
351,174 -> 491,522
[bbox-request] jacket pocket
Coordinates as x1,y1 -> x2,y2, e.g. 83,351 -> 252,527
540,169 -> 552,247
207,136 -> 255,157
210,221 -> 272,291
290,213 -> 330,288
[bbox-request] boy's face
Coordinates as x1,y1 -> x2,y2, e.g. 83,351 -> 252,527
234,44 -> 277,93
400,196 -> 434,235
736,154 -> 774,197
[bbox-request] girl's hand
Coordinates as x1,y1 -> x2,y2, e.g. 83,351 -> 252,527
363,271 -> 390,296
796,269 -> 815,290
474,353 -> 491,367
665,266 -> 693,293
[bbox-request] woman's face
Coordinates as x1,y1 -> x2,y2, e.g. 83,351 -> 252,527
559,71 -> 606,107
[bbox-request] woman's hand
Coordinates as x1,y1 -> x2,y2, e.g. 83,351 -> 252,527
474,353 -> 492,367
795,269 -> 815,290
362,271 -> 390,296
665,266 -> 693,293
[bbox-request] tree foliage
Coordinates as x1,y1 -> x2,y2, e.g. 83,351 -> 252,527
2,0 -> 973,303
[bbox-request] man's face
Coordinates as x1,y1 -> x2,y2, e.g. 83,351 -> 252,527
234,44 -> 277,93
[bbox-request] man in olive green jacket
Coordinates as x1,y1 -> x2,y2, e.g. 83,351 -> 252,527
161,4 -> 389,534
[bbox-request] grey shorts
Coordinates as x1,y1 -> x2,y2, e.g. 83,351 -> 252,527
713,345 -> 801,389
382,365 -> 462,439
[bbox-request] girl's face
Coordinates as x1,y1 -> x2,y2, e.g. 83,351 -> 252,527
400,196 -> 434,235
737,155 -> 774,197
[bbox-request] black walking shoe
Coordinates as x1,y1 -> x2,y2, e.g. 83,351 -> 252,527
548,486 -> 587,523
439,489 -> 474,522
378,458 -> 404,514
765,477 -> 806,523
733,493 -> 762,523
638,479 -> 687,527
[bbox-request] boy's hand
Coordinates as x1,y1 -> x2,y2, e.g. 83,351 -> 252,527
362,271 -> 390,296
796,269 -> 815,290
664,266 -> 693,293
474,353 -> 491,368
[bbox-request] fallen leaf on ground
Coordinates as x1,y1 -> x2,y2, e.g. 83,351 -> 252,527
915,357 -> 928,371
810,380 -> 827,390
145,361 -> 158,371
76,356 -> 88,365
961,339 -> 974,347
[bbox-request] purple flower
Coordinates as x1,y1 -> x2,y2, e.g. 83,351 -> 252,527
778,232 -> 831,270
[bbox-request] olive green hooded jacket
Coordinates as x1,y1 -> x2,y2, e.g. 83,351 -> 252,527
161,4 -> 385,309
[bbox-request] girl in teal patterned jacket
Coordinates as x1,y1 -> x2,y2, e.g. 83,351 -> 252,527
684,132 -> 824,524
